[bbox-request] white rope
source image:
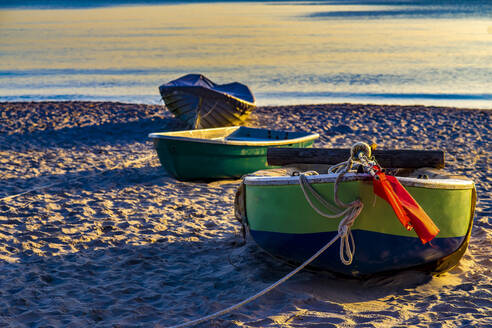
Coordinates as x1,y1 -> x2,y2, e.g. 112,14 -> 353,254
170,165 -> 364,328
0,154 -> 155,202
298,170 -> 363,266
298,174 -> 354,218
327,160 -> 351,174
169,227 -> 346,328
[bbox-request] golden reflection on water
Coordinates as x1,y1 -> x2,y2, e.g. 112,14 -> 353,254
2,3 -> 490,69
0,3 -> 491,105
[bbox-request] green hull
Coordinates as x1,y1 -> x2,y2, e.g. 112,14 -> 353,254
149,126 -> 319,180
243,174 -> 476,276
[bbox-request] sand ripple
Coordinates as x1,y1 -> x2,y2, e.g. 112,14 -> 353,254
0,101 -> 490,327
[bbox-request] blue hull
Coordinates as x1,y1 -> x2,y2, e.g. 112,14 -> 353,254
249,229 -> 467,276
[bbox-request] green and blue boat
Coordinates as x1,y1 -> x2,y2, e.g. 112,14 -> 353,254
149,126 -> 319,180
240,171 -> 476,277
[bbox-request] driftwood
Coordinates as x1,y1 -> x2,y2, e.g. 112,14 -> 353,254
267,148 -> 445,169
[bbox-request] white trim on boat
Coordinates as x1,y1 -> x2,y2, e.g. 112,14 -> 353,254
244,173 -> 475,190
148,126 -> 320,146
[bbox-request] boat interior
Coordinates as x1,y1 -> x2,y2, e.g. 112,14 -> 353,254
149,126 -> 319,144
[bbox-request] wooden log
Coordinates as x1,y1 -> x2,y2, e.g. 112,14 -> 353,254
267,148 -> 445,169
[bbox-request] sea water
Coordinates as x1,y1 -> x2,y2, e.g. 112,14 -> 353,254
0,0 -> 491,108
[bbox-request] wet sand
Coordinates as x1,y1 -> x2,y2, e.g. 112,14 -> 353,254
0,101 -> 490,327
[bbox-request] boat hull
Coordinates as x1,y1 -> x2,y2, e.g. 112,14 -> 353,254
159,74 -> 256,129
161,88 -> 255,129
243,175 -> 476,277
150,127 -> 319,180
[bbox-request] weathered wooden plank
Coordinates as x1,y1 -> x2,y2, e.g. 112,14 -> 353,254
267,148 -> 445,168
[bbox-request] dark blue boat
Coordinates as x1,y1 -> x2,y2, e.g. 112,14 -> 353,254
159,74 -> 256,129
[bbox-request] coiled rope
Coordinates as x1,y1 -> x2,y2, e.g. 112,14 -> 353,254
298,170 -> 363,265
170,154 -> 364,328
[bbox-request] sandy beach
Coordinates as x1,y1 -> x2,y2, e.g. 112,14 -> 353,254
0,101 -> 490,327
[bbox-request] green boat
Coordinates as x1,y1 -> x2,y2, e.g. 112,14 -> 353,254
238,169 -> 476,277
148,126 -> 319,180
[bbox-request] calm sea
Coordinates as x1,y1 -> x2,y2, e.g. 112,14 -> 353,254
1,0 -> 491,108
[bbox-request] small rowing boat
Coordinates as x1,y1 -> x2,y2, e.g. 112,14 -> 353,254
159,74 -> 256,129
236,145 -> 476,277
149,126 -> 319,180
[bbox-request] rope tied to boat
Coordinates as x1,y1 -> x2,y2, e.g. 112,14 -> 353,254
170,144 -> 371,328
172,142 -> 442,327
297,143 -> 367,266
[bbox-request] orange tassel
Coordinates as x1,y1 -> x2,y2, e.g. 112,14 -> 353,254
372,166 -> 439,244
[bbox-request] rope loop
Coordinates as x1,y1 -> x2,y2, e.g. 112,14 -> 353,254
337,201 -> 363,265
298,171 -> 363,266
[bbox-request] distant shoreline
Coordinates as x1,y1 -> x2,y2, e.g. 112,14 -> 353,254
1,100 -> 490,113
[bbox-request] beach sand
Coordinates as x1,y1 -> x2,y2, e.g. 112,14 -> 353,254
0,101 -> 490,327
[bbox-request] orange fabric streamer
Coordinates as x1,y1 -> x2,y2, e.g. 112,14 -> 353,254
372,166 -> 439,244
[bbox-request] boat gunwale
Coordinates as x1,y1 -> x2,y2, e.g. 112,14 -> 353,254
148,126 -> 320,147
243,173 -> 475,190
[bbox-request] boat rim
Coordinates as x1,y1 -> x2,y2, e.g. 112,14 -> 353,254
148,126 -> 320,146
244,173 -> 475,190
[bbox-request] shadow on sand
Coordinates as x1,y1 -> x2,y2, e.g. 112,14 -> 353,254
0,233 -> 434,327
0,116 -> 186,151
0,162 -> 172,199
